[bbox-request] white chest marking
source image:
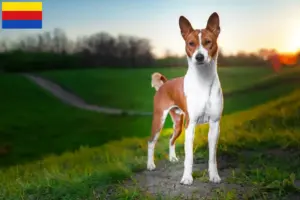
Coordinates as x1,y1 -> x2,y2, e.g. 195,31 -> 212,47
183,62 -> 223,124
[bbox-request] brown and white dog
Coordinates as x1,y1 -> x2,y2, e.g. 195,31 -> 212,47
147,12 -> 223,185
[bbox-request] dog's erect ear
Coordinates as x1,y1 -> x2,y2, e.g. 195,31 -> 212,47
179,16 -> 194,40
206,12 -> 220,36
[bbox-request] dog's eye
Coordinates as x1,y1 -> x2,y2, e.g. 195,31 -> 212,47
205,40 -> 211,45
189,42 -> 195,47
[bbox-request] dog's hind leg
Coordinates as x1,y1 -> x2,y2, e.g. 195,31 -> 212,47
169,109 -> 184,162
147,107 -> 169,171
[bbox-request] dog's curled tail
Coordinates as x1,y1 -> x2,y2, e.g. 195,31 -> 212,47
151,72 -> 168,91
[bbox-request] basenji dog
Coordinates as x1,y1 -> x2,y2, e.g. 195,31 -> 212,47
147,12 -> 223,185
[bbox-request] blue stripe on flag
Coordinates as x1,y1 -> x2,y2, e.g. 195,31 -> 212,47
2,20 -> 42,29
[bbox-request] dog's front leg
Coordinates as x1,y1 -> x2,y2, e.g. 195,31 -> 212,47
208,120 -> 221,183
180,122 -> 196,185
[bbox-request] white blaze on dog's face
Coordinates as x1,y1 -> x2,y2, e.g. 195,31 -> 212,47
196,31 -> 210,63
179,12 -> 221,65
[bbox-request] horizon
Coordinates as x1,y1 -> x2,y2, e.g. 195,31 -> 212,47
1,0 -> 300,57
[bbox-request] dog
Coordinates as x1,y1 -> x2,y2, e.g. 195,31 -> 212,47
147,12 -> 223,185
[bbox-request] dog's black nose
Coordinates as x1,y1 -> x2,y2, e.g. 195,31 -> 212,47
195,53 -> 204,62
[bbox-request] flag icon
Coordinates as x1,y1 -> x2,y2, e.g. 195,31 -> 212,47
2,2 -> 43,29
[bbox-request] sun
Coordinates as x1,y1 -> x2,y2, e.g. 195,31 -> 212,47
287,26 -> 300,53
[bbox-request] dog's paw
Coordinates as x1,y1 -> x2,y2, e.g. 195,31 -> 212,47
209,173 -> 221,183
180,175 -> 193,185
169,156 -> 179,163
147,162 -> 156,171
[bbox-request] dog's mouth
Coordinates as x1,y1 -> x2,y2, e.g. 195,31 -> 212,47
196,61 -> 205,65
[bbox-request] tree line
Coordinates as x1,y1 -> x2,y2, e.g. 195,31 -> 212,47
0,28 -> 298,72
0,28 -> 154,72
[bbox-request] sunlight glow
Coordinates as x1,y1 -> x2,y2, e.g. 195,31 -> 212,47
287,26 -> 300,53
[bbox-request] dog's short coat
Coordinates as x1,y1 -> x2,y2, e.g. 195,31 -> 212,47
147,12 -> 223,185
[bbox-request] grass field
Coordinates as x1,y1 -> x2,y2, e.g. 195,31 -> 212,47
40,66 -> 273,111
0,74 -> 152,167
40,66 -> 300,116
1,67 -> 300,199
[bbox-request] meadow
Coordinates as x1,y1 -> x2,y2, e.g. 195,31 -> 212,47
40,67 -> 273,112
0,66 -> 300,199
40,66 -> 300,116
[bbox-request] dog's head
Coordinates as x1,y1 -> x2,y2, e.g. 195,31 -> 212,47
179,12 -> 220,65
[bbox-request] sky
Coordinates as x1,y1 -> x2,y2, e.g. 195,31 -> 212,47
1,0 -> 300,57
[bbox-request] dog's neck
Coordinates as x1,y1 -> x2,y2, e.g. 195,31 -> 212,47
185,57 -> 218,85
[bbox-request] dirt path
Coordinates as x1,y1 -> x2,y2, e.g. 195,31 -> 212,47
123,151 -> 300,200
124,157 -> 250,199
24,74 -> 152,116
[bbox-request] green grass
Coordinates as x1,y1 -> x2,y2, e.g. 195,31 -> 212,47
40,67 -> 300,117
0,74 -> 152,167
214,90 -> 300,199
40,66 -> 273,111
1,67 -> 300,199
1,87 -> 298,200
116,89 -> 300,199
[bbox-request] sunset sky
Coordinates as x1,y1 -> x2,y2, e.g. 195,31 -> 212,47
1,0 -> 300,57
